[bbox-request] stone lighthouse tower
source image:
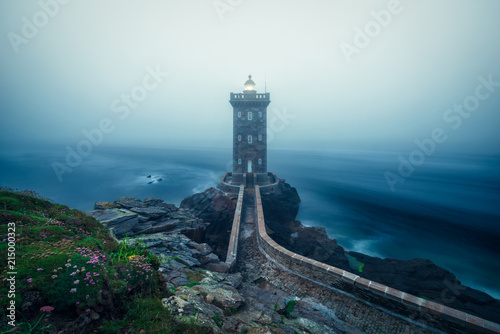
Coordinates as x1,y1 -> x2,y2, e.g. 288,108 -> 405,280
230,75 -> 271,178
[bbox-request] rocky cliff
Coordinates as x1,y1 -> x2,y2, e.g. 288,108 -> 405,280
87,194 -> 362,333
89,180 -> 500,326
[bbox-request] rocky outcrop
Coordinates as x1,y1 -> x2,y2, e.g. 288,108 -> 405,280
87,197 -> 207,241
260,179 -> 301,224
89,186 -> 500,326
348,252 -> 500,323
180,187 -> 238,261
86,208 -> 139,237
259,180 -> 350,270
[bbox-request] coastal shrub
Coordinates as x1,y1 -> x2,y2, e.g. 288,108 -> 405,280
0,189 -> 167,332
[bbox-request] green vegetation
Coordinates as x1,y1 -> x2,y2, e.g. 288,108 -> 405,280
212,312 -> 223,327
226,306 -> 238,315
0,188 -> 208,333
284,300 -> 297,317
346,254 -> 365,273
185,269 -> 205,283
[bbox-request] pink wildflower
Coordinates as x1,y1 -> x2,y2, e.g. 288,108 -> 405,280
40,306 -> 54,312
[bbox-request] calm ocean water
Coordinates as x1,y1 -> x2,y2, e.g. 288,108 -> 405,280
1,146 -> 499,298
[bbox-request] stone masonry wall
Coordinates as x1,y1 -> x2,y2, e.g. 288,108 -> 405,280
225,185 -> 244,269
254,185 -> 500,334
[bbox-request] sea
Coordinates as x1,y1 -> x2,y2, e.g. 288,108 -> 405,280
1,146 -> 499,299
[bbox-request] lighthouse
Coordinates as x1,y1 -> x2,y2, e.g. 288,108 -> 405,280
230,75 -> 271,179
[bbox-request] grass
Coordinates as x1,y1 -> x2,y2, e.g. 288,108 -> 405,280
0,188 -> 208,333
212,312 -> 223,327
100,296 -> 212,333
185,269 -> 205,283
284,300 -> 297,317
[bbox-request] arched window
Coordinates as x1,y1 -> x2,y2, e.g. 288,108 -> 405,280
248,135 -> 252,144
237,135 -> 241,141
248,112 -> 253,120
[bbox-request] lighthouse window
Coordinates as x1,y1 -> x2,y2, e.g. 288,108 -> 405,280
237,135 -> 241,141
238,159 -> 242,165
238,112 -> 241,118
258,112 -> 262,118
258,159 -> 262,165
258,135 -> 262,141
248,112 -> 253,120
248,135 -> 252,144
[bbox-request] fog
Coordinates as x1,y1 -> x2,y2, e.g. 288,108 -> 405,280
1,0 -> 500,154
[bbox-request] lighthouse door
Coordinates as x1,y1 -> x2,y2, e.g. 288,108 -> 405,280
247,160 -> 252,173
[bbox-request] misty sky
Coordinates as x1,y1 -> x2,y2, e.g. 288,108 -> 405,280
1,0 -> 499,154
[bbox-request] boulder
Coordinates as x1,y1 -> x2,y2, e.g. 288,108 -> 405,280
194,284 -> 245,309
94,201 -> 117,210
188,241 -> 213,256
114,197 -> 145,209
144,197 -> 164,206
86,208 -> 138,237
129,206 -> 169,220
181,187 -> 238,259
199,253 -> 220,266
260,179 -> 301,224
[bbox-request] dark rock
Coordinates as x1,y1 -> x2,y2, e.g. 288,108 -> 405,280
348,252 -> 500,322
159,203 -> 177,211
200,253 -> 220,265
137,215 -> 149,223
194,284 -> 245,309
114,197 -> 145,209
94,201 -> 117,210
129,206 -> 168,220
132,222 -> 153,234
144,197 -> 164,206
176,255 -> 201,268
86,209 -> 139,237
181,187 -> 238,260
223,272 -> 243,288
188,241 -> 213,256
139,220 -> 179,234
260,179 -> 301,224
204,262 -> 230,273
288,224 -> 350,270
